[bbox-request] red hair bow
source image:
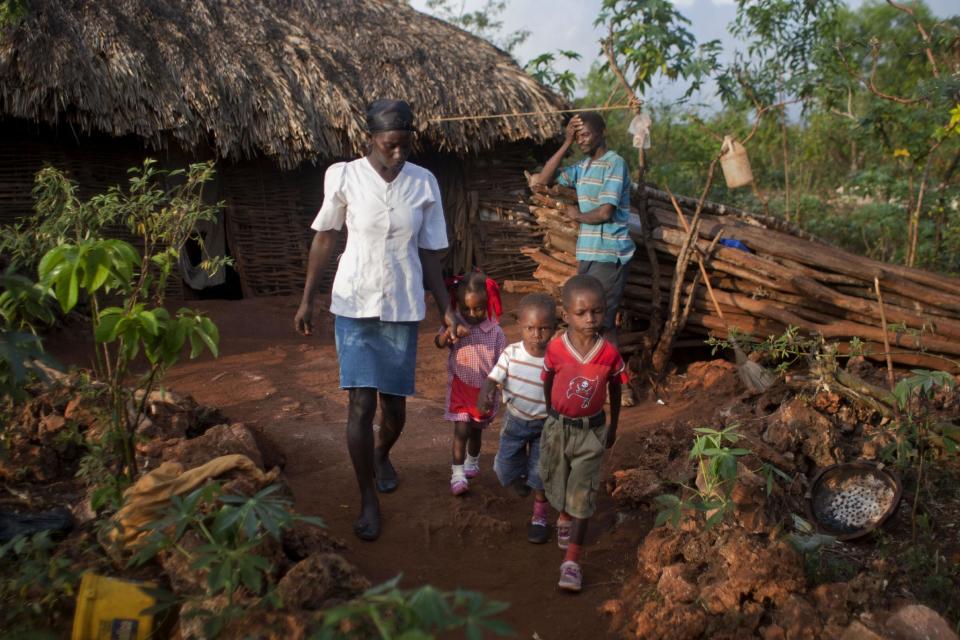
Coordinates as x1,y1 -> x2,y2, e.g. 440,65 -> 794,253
445,272 -> 502,322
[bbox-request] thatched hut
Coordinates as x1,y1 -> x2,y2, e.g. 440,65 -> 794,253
0,0 -> 564,296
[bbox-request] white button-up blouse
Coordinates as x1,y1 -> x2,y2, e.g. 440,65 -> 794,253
311,158 -> 449,322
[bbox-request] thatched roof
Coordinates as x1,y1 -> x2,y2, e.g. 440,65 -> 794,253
0,1 -> 565,168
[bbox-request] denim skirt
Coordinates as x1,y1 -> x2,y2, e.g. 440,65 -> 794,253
334,315 -> 419,396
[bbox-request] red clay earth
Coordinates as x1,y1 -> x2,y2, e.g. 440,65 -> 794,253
47,293 -> 721,638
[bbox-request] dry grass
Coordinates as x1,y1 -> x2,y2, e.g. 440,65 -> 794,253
0,0 -> 566,168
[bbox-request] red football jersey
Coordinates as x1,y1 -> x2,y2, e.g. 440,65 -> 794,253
541,333 -> 628,417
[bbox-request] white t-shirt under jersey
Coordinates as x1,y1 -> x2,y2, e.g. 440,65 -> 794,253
488,342 -> 547,419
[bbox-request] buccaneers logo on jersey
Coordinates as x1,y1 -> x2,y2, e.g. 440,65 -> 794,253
566,375 -> 599,409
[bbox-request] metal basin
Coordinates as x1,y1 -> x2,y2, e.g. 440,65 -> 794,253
806,461 -> 902,541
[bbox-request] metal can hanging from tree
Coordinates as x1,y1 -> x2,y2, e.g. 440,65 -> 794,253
719,135 -> 753,188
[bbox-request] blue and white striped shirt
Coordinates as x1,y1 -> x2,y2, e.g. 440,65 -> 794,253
557,150 -> 635,264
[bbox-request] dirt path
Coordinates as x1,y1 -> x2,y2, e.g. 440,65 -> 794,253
68,295 -> 702,638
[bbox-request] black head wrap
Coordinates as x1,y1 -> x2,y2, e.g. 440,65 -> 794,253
366,99 -> 416,134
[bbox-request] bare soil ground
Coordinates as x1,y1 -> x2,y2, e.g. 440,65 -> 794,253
37,293 -> 960,638
43,293 -> 711,638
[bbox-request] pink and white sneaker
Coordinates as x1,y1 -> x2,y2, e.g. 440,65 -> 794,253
558,561 -> 582,592
450,476 -> 469,496
556,519 -> 572,550
464,457 -> 480,479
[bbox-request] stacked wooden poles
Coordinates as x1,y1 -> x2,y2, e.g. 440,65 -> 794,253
518,182 -> 960,373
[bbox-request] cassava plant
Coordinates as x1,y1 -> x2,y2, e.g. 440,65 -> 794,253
315,576 -> 513,640
0,530 -> 87,635
130,482 -> 323,638
129,482 -> 513,639
655,424 -> 750,530
886,369 -> 958,540
7,160 -> 227,509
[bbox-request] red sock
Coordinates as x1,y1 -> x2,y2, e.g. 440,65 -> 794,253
564,543 -> 582,564
532,499 -> 549,523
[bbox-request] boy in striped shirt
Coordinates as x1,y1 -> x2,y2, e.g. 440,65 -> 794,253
478,293 -> 557,544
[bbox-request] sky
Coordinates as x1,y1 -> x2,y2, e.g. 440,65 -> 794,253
409,0 -> 957,107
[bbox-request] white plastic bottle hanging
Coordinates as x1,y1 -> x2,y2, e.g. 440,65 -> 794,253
719,135 -> 753,188
628,112 -> 652,149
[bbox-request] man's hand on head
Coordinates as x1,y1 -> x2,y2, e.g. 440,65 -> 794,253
564,116 -> 582,144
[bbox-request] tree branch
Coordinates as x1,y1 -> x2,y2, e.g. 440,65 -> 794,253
867,42 -> 922,105
885,0 -> 941,78
603,33 -> 643,112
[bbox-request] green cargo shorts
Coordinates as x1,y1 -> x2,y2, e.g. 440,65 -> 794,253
538,412 -> 607,519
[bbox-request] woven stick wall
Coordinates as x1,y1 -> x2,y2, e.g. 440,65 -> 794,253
220,159 -> 337,298
3,130 -> 545,299
0,134 -> 185,300
434,144 -> 542,282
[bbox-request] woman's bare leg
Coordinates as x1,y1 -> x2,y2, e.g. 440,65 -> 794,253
347,388 -> 380,540
374,392 -> 405,492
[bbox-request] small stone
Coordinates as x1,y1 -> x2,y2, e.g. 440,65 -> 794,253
885,604 -> 958,640
40,413 -> 66,435
657,563 -> 697,603
841,620 -> 888,640
276,553 -> 370,610
599,599 -> 622,616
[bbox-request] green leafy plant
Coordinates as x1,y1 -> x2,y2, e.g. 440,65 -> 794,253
708,326 -> 814,374
0,0 -> 26,29
0,531 -> 84,635
0,271 -> 56,334
314,576 -> 513,640
655,424 -> 750,530
597,0 -> 721,101
785,515 -> 853,586
14,161 -> 226,504
130,482 -> 324,637
525,50 -> 582,99
884,369 -> 958,540
886,368 -> 958,467
130,482 -> 513,639
423,0 -> 529,53
38,239 -> 220,493
759,460 -> 793,497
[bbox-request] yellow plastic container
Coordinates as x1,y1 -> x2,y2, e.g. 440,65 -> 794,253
72,573 -> 156,640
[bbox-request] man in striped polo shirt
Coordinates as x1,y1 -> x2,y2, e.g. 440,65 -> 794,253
533,112 -> 636,404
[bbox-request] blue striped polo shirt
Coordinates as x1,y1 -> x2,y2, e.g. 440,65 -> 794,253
557,150 -> 636,264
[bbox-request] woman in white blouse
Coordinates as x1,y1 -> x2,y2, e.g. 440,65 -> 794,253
295,100 -> 463,541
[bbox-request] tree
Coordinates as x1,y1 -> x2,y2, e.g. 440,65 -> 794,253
815,1 -> 960,268
422,0 -> 529,53
525,50 -> 581,100
0,0 -> 26,29
597,0 -> 721,104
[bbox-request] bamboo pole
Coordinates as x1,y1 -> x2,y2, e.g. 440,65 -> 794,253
874,277 -> 896,392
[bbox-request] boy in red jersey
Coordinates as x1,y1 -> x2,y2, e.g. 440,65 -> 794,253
540,274 -> 626,592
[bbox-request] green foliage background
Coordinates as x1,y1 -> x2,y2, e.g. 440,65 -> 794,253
421,0 -> 959,275
577,0 -> 960,274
